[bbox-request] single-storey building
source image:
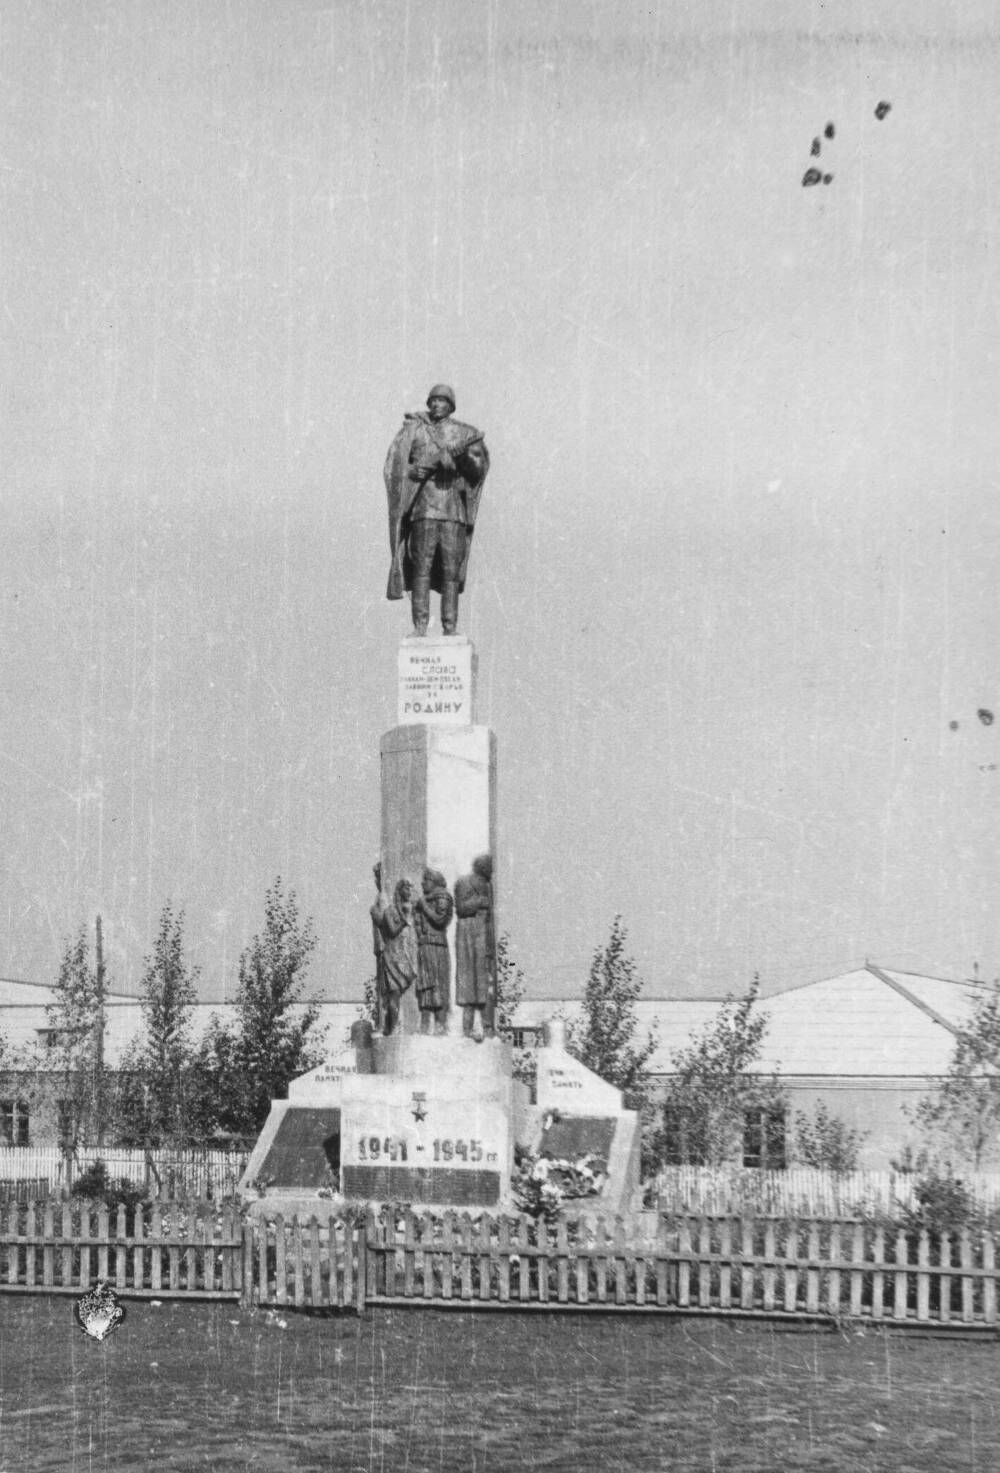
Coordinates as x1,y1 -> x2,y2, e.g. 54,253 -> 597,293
0,965 -> 980,1166
507,965 -> 981,1169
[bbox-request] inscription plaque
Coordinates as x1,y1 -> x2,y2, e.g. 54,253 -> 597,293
342,1165 -> 500,1206
398,636 -> 474,726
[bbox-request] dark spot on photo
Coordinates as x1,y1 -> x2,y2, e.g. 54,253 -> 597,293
802,168 -> 822,187
824,122 -> 835,139
977,708 -> 994,726
875,101 -> 891,120
822,174 -> 833,185
949,721 -> 960,731
810,137 -> 821,156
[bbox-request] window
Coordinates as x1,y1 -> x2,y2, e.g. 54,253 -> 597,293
508,1028 -> 540,1050
36,1026 -> 89,1049
56,1099 -> 75,1146
0,1100 -> 29,1146
659,1105 -> 707,1166
743,1107 -> 786,1169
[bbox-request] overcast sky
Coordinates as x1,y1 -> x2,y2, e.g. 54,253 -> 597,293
2,0 -> 998,1002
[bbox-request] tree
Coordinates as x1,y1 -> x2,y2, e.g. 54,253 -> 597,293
910,981 -> 1000,1169
41,925 -> 108,1155
793,1102 -> 867,1172
495,932 -> 536,1091
124,904 -> 200,1147
567,916 -> 658,1110
188,1013 -> 251,1144
651,976 -> 786,1169
197,878 -> 326,1141
191,881 -> 326,1143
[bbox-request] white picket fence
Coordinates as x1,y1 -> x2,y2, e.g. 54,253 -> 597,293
0,1146 -> 248,1199
655,1167 -> 1000,1217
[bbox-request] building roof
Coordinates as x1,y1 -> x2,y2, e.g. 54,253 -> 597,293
512,966 -> 982,1079
0,976 -> 134,1007
0,964 -> 983,1079
0,999 -> 363,1067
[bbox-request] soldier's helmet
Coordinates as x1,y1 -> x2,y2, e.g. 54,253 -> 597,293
426,383 -> 456,410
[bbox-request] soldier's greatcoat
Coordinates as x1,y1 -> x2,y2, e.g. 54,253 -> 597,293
384,412 -> 489,600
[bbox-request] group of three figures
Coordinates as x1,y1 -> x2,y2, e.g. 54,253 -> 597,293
370,857 -> 496,1039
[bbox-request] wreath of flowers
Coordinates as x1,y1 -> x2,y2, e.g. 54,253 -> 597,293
512,1145 -> 608,1223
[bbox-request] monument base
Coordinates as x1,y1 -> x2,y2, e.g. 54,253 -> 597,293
340,1035 -> 516,1208
239,1025 -> 641,1218
239,1032 -> 525,1213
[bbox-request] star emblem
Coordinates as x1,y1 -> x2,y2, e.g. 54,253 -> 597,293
411,1092 -> 427,1122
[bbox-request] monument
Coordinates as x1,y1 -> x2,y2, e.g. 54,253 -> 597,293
239,385 -> 640,1218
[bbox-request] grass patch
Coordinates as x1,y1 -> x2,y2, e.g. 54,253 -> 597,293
0,1296 -> 998,1470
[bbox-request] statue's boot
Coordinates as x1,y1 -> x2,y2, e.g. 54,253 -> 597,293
411,577 -> 430,636
441,580 -> 459,636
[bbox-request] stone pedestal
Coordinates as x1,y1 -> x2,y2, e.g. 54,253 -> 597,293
339,1035 -> 515,1208
380,724 -> 496,896
380,634 -> 496,1033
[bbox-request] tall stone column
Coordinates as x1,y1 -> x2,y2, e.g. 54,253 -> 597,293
379,633 -> 496,1032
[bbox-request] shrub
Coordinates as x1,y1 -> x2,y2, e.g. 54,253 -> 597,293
794,1102 -> 867,1172
898,1168 -> 976,1239
71,1159 -> 149,1218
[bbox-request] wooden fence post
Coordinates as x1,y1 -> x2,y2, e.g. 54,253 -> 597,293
614,1216 -> 628,1307
892,1229 -> 907,1322
871,1225 -> 885,1321
240,1218 -> 255,1309
42,1202 -> 55,1291
739,1216 -> 754,1311
718,1218 -> 732,1310
354,1215 -> 367,1315
959,1229 -> 973,1324
677,1218 -> 690,1308
849,1223 -> 864,1318
983,1232 -> 996,1326
365,1208 -> 378,1303
916,1231 -> 930,1322
783,1220 -> 799,1314
655,1212 -> 672,1307
309,1216 -> 322,1308
61,1201 -> 73,1291
827,1222 -> 841,1320
24,1201 -> 37,1290
939,1232 -> 952,1326
477,1213 -> 492,1302
274,1213 -> 287,1306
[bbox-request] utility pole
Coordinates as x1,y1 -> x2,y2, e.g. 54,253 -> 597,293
94,915 -> 106,1147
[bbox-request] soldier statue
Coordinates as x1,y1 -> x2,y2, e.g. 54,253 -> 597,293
384,384 -> 489,636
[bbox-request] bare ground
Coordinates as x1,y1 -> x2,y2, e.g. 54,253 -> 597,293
0,1296 -> 997,1472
